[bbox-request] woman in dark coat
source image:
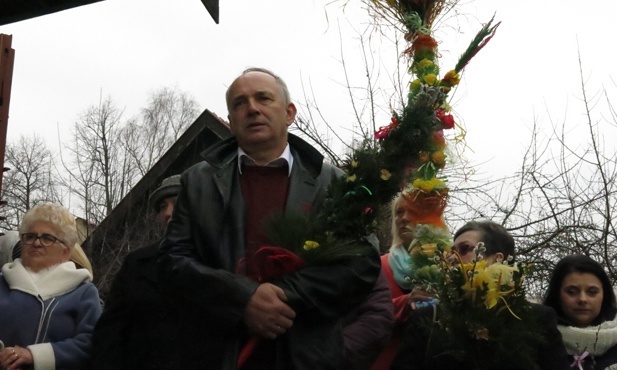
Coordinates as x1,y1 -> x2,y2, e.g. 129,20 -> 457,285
391,221 -> 570,370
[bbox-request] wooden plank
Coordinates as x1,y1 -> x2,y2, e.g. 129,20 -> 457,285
0,34 -> 15,196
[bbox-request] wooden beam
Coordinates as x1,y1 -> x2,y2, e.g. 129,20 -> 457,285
0,34 -> 15,196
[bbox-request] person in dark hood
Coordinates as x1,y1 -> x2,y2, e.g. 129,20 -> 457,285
91,174 -> 206,369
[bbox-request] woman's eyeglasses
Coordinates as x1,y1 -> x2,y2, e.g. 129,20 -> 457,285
452,242 -> 485,257
452,243 -> 474,256
21,233 -> 65,247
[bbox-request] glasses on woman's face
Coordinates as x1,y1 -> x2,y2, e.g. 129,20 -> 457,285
21,233 -> 65,247
452,243 -> 475,257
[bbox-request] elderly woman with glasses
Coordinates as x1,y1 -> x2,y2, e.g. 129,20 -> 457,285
0,203 -> 102,370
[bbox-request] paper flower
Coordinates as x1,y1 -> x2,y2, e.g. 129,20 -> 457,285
303,240 -> 320,251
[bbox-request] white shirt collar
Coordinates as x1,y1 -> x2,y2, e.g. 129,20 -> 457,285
237,144 -> 294,176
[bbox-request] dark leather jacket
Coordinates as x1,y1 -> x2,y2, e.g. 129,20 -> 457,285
160,134 -> 381,369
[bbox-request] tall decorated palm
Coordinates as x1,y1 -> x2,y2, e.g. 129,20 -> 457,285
361,3 -> 552,369
262,0 -> 500,269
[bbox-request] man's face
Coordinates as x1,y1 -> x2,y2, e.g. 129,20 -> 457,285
157,196 -> 177,229
226,71 -> 296,161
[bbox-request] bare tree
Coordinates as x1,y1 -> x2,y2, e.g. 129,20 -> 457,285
448,53 -> 617,297
293,22 -> 409,168
58,87 -> 198,227
61,96 -> 132,224
56,87 -> 200,296
292,9 -> 617,297
1,134 -> 61,229
123,86 -> 200,176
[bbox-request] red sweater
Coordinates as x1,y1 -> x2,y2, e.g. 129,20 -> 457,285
238,165 -> 290,369
371,253 -> 412,370
240,165 -> 290,257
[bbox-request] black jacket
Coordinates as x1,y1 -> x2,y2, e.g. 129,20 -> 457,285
159,134 -> 381,369
91,242 -> 210,369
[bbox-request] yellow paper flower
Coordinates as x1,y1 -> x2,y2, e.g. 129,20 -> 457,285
412,178 -> 446,192
484,286 -> 500,308
461,260 -> 487,283
410,79 -> 421,90
431,150 -> 446,165
380,169 -> 392,180
417,58 -> 434,69
347,174 -> 357,182
442,70 -> 461,86
351,160 -> 359,168
460,261 -> 519,308
488,263 -> 517,281
303,240 -> 320,251
420,243 -> 437,257
424,74 -> 437,85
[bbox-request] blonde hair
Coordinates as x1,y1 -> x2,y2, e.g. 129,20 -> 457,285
18,203 -> 78,248
390,193 -> 407,248
71,243 -> 93,276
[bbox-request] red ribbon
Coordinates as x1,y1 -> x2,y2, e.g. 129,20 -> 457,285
375,117 -> 399,139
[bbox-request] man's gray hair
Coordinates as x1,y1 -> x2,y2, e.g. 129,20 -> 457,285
226,67 -> 291,106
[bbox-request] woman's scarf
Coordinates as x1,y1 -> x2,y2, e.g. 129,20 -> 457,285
559,314 -> 617,356
388,245 -> 413,291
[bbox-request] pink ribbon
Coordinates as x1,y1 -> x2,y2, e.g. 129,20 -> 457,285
570,351 -> 589,370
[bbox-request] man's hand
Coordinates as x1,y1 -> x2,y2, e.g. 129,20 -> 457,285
243,283 -> 296,339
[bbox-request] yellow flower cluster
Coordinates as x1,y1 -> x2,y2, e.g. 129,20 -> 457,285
460,260 -> 518,309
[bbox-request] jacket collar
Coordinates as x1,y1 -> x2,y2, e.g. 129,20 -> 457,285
201,133 -> 325,176
2,259 -> 92,300
202,133 -> 329,220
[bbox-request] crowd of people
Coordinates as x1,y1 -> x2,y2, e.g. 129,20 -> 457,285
1,68 -> 617,369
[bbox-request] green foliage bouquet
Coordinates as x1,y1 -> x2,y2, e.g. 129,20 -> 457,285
414,248 -> 549,370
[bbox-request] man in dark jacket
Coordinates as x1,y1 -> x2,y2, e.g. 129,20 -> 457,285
91,175 -> 206,369
160,67 -> 381,369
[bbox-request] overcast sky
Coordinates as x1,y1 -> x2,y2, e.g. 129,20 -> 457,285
1,0 -> 616,182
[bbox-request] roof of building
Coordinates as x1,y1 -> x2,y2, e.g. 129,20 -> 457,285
0,0 -> 219,26
84,108 -> 230,297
